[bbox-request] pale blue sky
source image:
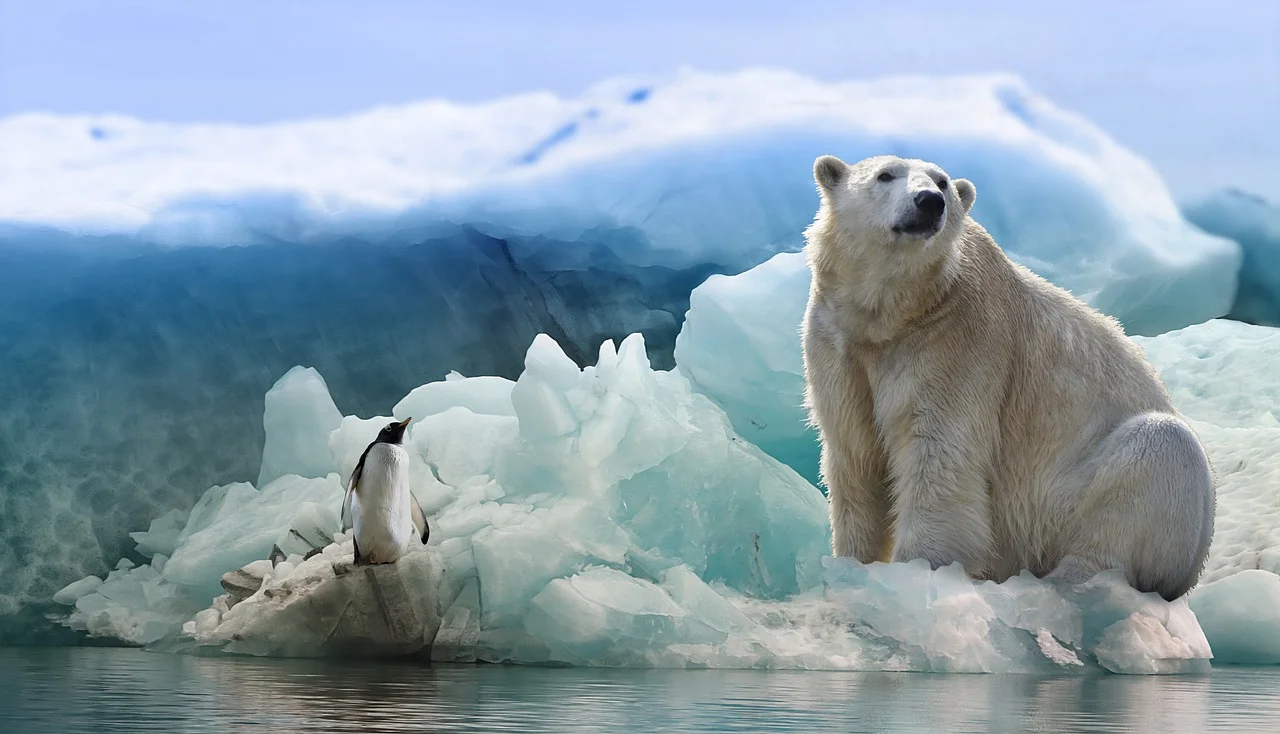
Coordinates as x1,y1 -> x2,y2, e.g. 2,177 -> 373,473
1,0 -> 1277,199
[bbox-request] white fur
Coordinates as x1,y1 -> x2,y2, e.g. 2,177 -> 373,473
802,154 -> 1216,600
349,443 -> 416,564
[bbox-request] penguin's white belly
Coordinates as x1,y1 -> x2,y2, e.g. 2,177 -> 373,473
352,444 -> 415,563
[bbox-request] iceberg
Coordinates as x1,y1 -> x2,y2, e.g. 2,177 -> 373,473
0,69 -> 1244,638
1183,189 -> 1280,327
0,70 -> 1240,299
822,559 -> 1210,675
160,475 -> 343,599
0,228 -> 718,639
52,330 -> 1241,673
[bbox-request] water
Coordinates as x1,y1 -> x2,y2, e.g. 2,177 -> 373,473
1,648 -> 1277,733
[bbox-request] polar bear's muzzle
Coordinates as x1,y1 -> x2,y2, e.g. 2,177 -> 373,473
892,190 -> 946,237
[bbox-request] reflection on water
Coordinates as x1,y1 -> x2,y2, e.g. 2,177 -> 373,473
0,647 -> 1276,733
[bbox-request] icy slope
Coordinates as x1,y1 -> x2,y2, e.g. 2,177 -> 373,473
0,69 -> 1241,635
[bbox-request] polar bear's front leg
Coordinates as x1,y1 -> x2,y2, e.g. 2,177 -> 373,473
886,387 -> 996,576
821,421 -> 893,563
805,332 -> 892,563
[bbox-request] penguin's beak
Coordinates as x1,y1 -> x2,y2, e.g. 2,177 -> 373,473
398,417 -> 412,428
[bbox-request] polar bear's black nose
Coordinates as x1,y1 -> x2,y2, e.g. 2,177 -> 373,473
914,191 -> 945,218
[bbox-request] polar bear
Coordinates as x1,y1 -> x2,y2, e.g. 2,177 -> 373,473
801,154 -> 1215,600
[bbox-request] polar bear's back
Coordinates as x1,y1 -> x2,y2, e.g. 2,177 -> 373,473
950,220 -> 1181,566
977,222 -> 1174,417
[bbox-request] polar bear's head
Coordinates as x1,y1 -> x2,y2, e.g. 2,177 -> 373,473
812,154 -> 976,246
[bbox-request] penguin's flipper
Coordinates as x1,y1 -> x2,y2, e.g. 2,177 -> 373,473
340,487 -> 354,533
342,445 -> 371,533
352,535 -> 364,565
410,492 -> 430,545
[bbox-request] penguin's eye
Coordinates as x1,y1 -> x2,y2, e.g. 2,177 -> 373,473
877,172 -> 895,183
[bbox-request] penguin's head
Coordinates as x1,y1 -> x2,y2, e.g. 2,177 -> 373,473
375,417 -> 412,445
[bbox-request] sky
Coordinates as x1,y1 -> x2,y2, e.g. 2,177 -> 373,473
1,0 -> 1278,200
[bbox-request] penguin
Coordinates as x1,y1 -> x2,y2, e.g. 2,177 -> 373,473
340,417 -> 429,565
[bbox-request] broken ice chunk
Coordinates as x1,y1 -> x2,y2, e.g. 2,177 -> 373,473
53,576 -> 104,606
1188,569 -> 1280,665
257,366 -> 344,488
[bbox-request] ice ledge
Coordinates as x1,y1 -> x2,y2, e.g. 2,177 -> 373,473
822,558 -> 1212,675
183,539 -> 443,658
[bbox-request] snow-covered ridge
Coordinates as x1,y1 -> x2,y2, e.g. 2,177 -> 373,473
0,68 -> 1240,330
0,69 -> 1158,229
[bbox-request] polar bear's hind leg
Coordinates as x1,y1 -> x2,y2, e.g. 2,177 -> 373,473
1056,412 -> 1214,601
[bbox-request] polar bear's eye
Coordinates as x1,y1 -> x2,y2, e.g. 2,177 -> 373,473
877,172 -> 895,183
937,178 -> 949,190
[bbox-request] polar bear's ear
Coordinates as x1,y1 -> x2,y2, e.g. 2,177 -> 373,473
814,155 -> 849,195
954,178 -> 976,213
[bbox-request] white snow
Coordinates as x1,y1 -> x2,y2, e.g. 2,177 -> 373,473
1132,321 -> 1280,585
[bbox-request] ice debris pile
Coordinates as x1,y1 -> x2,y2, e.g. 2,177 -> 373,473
56,333 -> 831,663
53,329 -> 1244,673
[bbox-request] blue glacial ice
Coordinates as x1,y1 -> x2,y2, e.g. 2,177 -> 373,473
675,253 -> 819,484
53,329 -> 1267,674
1184,189 -> 1280,326
0,69 -> 1246,638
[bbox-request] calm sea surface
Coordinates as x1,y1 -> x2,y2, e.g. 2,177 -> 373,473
0,647 -> 1276,733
